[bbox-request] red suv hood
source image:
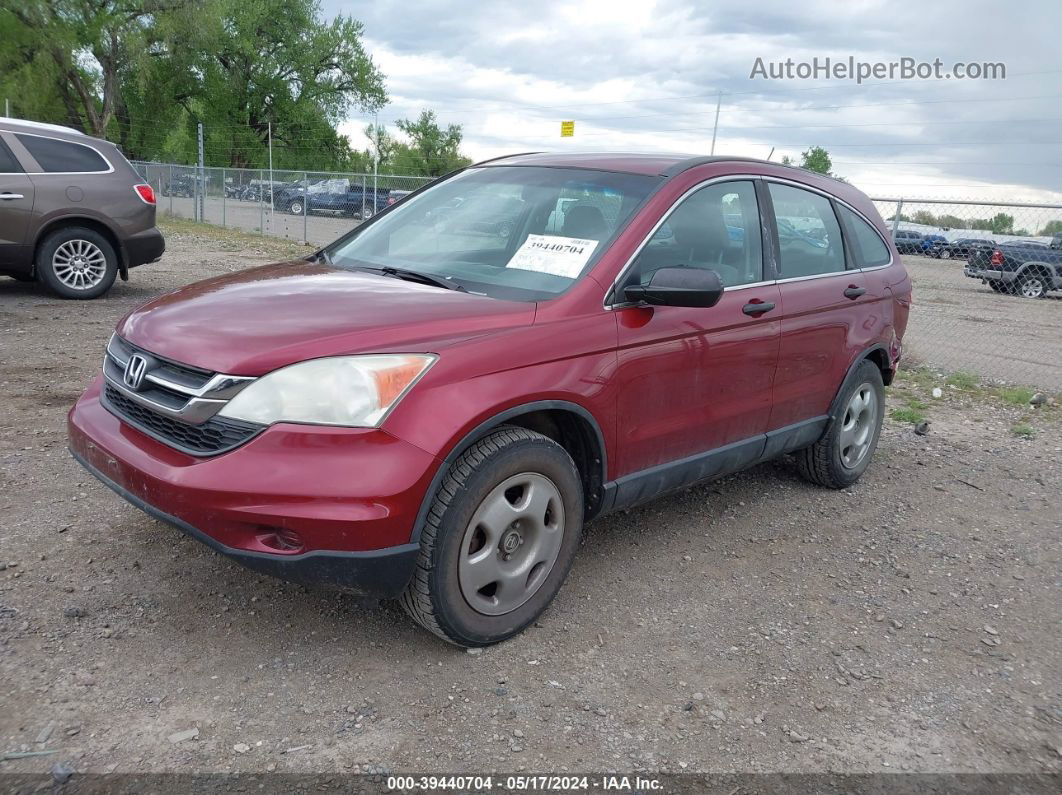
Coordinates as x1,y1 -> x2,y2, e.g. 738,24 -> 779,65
117,262 -> 536,375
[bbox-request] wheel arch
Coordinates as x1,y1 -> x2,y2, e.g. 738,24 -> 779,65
409,400 -> 609,544
829,344 -> 892,420
34,215 -> 127,280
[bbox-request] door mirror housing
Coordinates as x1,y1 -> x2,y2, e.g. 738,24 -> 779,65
623,267 -> 724,308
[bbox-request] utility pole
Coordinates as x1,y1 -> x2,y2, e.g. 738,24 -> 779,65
196,122 -> 205,222
709,91 -> 722,155
4,98 -> 9,117
372,112 -> 378,220
267,122 -> 274,233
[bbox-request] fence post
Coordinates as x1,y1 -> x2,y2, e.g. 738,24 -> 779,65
221,167 -> 226,228
259,168 -> 264,235
168,164 -> 173,217
303,172 -> 308,245
892,199 -> 904,236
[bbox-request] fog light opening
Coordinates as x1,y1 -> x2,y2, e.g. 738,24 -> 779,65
257,526 -> 305,553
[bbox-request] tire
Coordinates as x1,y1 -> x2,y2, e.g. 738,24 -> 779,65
360,205 -> 374,220
988,280 -> 1006,293
1017,272 -> 1047,299
35,226 -> 118,299
287,200 -> 304,215
400,427 -> 584,647
939,248 -> 951,259
795,360 -> 885,489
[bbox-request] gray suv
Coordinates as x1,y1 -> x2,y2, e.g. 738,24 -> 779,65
0,117 -> 164,299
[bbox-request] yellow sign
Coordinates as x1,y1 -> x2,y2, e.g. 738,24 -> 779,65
560,120 -> 575,137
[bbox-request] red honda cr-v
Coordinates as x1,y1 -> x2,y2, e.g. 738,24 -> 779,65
69,153 -> 911,646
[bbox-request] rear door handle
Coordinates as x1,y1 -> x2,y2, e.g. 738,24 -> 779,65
843,286 -> 866,299
0,193 -> 25,200
742,300 -> 776,316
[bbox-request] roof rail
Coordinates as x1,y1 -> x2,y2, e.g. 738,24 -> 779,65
0,117 -> 85,136
471,152 -> 544,167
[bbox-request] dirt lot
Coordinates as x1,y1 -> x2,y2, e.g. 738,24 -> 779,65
1,222 -> 1060,779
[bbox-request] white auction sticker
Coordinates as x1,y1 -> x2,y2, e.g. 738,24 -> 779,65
506,234 -> 599,278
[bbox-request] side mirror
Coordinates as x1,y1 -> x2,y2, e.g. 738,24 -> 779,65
623,267 -> 724,308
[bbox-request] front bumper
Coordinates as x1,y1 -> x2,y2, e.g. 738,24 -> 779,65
68,377 -> 439,596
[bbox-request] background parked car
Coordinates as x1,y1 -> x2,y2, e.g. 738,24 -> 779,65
934,238 -> 995,259
892,229 -> 923,254
918,233 -> 947,256
965,235 -> 1062,297
273,181 -> 389,218
0,117 -> 164,298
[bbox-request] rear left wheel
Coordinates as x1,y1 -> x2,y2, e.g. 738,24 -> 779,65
1017,272 -> 1047,299
400,427 -> 583,647
36,226 -> 118,300
795,360 -> 884,489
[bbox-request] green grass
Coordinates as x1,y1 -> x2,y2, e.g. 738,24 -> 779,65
1011,423 -> 1036,438
945,370 -> 980,391
891,407 -> 926,425
998,386 -> 1035,406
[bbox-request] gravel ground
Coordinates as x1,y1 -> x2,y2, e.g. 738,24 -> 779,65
1,222 -> 1060,778
899,255 -> 1061,390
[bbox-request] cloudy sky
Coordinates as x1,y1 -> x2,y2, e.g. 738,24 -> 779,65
324,0 -> 1062,203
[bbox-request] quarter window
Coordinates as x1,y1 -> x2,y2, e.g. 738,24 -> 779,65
768,183 -> 846,277
625,180 -> 763,290
0,138 -> 21,172
838,205 -> 890,267
15,134 -> 109,173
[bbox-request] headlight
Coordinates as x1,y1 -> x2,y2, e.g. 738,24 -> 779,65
218,354 -> 436,427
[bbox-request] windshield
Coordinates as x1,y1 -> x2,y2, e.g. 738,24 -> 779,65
324,166 -> 661,301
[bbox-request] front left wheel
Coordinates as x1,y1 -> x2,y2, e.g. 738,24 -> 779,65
400,427 -> 584,647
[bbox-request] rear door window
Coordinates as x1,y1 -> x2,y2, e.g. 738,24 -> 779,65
15,134 -> 110,173
768,183 -> 846,277
0,138 -> 22,172
838,205 -> 891,267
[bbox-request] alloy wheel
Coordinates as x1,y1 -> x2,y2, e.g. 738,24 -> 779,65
51,239 -> 107,291
839,383 -> 877,469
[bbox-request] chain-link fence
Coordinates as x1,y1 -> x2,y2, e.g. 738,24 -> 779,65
132,161 -> 1062,390
132,161 -> 433,246
868,198 -> 1061,390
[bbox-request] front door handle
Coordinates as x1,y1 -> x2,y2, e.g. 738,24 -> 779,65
843,285 -> 866,299
0,193 -> 25,200
742,300 -> 776,316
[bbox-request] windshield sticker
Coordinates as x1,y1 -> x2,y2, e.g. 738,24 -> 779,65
506,235 -> 599,278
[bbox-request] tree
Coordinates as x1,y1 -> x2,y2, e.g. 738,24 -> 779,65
0,0 -> 387,170
390,110 -> 472,176
1038,219 -> 1062,237
799,146 -> 832,175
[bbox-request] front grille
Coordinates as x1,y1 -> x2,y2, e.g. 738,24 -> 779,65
103,384 -> 262,456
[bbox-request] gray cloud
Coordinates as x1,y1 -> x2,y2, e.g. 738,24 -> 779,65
324,0 -> 1062,199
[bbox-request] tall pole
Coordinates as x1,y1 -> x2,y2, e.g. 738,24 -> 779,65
372,112 -> 378,219
196,122 -> 205,222
709,92 -> 722,155
4,98 -> 9,117
267,122 -> 274,233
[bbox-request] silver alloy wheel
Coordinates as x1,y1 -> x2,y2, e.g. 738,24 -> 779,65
51,239 -> 107,290
458,472 -> 565,616
939,248 -> 951,259
838,383 -> 878,469
290,201 -> 303,214
1020,276 -> 1045,298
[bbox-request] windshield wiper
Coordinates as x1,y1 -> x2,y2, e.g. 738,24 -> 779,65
376,266 -> 467,292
